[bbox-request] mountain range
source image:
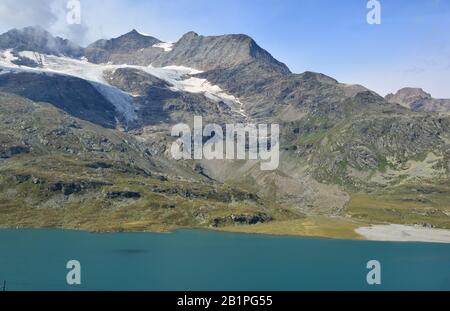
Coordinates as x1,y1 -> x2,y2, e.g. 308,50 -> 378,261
0,26 -> 449,238
386,87 -> 450,112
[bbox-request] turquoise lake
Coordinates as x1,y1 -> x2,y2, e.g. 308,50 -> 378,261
0,229 -> 449,291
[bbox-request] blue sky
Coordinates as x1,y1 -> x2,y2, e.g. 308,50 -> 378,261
1,0 -> 450,97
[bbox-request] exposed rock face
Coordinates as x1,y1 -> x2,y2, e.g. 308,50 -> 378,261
152,32 -> 290,74
0,26 -> 83,57
85,30 -> 290,76
104,68 -> 170,95
199,67 -> 383,122
104,67 -> 240,126
85,29 -> 162,64
386,88 -> 450,112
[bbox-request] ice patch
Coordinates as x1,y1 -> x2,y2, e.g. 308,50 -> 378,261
0,49 -> 18,65
0,50 -> 47,75
18,51 -> 45,66
153,42 -> 174,52
91,82 -> 136,123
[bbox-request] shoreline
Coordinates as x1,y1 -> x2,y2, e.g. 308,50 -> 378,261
355,224 -> 450,244
2,222 -> 450,244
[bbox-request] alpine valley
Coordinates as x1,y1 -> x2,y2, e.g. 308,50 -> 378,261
1,26 -> 450,240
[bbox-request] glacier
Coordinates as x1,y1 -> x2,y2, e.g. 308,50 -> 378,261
0,49 -> 248,123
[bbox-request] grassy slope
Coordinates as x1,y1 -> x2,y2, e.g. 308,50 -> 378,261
0,93 -> 302,232
0,153 -> 296,232
1,93 -> 449,239
346,187 -> 450,229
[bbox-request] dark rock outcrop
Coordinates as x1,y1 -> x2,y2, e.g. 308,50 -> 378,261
86,162 -> 113,169
150,185 -> 258,203
0,145 -> 30,158
212,213 -> 272,227
106,191 -> 141,199
48,181 -> 113,195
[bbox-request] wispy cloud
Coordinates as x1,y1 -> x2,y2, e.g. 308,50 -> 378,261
0,0 -> 89,45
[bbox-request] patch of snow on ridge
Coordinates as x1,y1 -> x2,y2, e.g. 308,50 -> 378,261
140,65 -> 202,82
0,49 -> 18,63
153,42 -> 174,52
0,50 -> 45,75
135,30 -> 152,37
178,76 -> 246,117
142,65 -> 247,118
18,51 -> 44,66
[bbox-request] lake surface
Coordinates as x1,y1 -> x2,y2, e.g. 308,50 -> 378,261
0,229 -> 449,291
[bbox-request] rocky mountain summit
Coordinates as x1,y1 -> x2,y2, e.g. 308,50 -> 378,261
0,26 -> 449,237
85,29 -> 162,64
386,87 -> 450,112
0,26 -> 83,57
84,29 -> 290,74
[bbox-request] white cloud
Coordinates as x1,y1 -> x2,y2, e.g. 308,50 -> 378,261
0,0 -> 59,31
0,0 -> 90,46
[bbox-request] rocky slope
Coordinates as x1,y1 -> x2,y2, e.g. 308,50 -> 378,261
386,88 -> 450,112
0,72 -> 118,128
0,92 -> 281,231
85,29 -> 162,64
85,29 -> 290,74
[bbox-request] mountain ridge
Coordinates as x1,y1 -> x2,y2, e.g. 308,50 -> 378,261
0,26 -> 83,57
386,87 -> 450,112
0,26 -> 449,237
